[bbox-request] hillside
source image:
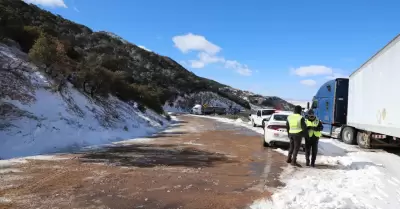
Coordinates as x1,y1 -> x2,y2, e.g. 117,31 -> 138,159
0,0 -> 294,112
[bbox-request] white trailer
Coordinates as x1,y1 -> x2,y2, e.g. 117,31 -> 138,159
346,34 -> 400,148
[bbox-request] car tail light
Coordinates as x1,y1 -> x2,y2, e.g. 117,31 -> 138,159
267,125 -> 285,130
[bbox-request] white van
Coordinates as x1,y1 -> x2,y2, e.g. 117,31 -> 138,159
191,104 -> 202,115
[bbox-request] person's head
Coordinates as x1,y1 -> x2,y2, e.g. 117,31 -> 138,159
308,109 -> 316,121
294,105 -> 302,114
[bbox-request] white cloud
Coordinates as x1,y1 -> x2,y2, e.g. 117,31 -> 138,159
138,45 -> 151,52
300,79 -> 317,87
172,33 -> 221,55
23,0 -> 67,8
189,52 -> 224,68
291,65 -> 333,77
73,6 -> 80,12
224,60 -> 252,76
173,33 -> 252,76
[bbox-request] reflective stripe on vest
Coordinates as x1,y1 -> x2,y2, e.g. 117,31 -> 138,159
306,119 -> 322,137
288,114 -> 302,134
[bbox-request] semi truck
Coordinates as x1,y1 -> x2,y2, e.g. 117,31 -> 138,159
311,34 -> 400,148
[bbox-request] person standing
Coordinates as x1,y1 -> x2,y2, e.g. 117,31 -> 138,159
286,105 -> 308,167
305,109 -> 323,167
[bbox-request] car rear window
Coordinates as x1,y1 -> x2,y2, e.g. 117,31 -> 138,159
273,114 -> 288,121
262,110 -> 275,115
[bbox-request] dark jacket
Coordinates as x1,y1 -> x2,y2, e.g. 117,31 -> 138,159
286,115 -> 308,138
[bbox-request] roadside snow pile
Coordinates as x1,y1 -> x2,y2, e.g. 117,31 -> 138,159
235,118 -> 243,123
0,44 -> 168,159
192,115 -> 400,209
251,148 -> 400,209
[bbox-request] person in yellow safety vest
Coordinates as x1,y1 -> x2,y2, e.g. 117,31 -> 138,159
305,109 -> 323,167
286,105 -> 309,167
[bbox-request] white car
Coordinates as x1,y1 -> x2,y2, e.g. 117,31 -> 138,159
263,112 -> 305,148
250,109 -> 276,127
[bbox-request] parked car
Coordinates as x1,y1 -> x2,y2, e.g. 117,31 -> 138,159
263,112 -> 305,148
250,109 -> 276,127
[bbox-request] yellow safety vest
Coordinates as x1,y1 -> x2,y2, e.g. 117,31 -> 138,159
287,114 -> 302,134
306,119 -> 322,137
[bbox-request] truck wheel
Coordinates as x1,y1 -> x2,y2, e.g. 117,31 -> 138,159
357,132 -> 371,149
262,120 -> 266,129
341,126 -> 356,145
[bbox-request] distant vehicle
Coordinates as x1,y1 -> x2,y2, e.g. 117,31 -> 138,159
192,105 -> 227,115
263,112 -> 305,148
191,104 -> 202,115
250,108 -> 276,127
311,34 -> 400,149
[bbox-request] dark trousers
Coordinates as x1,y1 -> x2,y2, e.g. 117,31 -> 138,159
288,135 -> 302,162
305,136 -> 319,164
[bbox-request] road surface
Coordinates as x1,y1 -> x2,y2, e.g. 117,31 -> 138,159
0,115 -> 288,209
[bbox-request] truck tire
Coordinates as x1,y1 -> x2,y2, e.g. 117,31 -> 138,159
341,126 -> 356,145
357,131 -> 371,149
262,120 -> 266,129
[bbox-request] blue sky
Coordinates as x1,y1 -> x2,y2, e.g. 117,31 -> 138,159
25,0 -> 400,100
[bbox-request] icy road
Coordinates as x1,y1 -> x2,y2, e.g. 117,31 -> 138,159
2,114 -> 400,209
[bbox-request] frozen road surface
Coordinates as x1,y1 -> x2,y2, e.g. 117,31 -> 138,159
2,114 -> 400,209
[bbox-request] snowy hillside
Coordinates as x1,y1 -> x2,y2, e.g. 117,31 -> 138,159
0,44 -> 169,159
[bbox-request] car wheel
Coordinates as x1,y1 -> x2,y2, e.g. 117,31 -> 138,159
252,120 -> 256,127
341,126 -> 356,145
263,140 -> 269,147
262,120 -> 265,129
269,141 -> 275,148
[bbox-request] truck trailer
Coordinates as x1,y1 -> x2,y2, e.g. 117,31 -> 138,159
311,34 -> 400,148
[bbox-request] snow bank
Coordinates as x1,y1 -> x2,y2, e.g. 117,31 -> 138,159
192,115 -> 400,209
0,44 -> 169,159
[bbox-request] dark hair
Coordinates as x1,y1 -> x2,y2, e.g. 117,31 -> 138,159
294,105 -> 302,114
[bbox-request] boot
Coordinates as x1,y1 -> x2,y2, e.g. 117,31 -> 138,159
306,159 -> 310,167
291,159 -> 302,167
286,156 -> 292,163
311,161 -> 315,167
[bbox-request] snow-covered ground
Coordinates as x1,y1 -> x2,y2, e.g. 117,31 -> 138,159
0,44 -> 169,159
192,114 -> 400,209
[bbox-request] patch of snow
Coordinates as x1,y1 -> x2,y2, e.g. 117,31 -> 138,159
22,155 -> 69,161
0,159 -> 28,169
0,197 -> 12,203
183,141 -> 203,146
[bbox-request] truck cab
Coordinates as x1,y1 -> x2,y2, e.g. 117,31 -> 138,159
311,78 -> 349,137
